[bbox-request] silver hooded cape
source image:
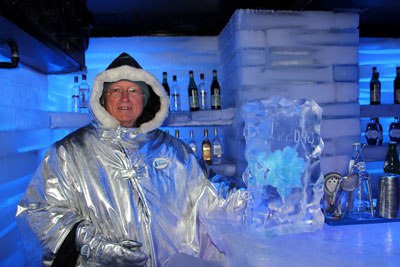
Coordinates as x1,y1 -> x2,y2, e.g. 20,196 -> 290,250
16,62 -> 246,266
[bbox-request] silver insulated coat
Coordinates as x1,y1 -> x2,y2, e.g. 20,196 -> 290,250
16,55 -> 246,267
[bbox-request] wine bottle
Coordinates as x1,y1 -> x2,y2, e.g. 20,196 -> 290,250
211,70 -> 221,110
171,75 -> 181,111
365,118 -> 379,146
202,129 -> 212,164
198,73 -> 207,110
188,71 -> 199,111
212,128 -> 223,164
188,130 -> 197,156
370,67 -> 381,105
162,72 -> 170,98
71,76 -> 80,113
376,117 -> 383,145
394,67 -> 400,104
79,74 -> 90,112
383,141 -> 400,174
389,117 -> 400,144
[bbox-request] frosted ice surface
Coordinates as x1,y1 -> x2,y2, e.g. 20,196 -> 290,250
240,66 -> 332,85
333,64 -> 359,82
320,118 -> 360,139
265,29 -> 358,47
320,102 -> 360,117
241,96 -> 325,237
237,49 -> 266,66
232,10 -> 358,30
335,83 -> 359,102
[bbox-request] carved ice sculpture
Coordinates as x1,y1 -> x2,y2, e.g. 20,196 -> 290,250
242,96 -> 325,237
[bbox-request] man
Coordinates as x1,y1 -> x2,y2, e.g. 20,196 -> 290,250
16,53 -> 246,266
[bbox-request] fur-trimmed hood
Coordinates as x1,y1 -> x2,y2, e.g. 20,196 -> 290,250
89,54 -> 169,133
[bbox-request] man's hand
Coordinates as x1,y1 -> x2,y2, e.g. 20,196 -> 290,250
75,221 -> 148,266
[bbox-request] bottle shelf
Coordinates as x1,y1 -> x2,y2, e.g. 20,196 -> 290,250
360,104 -> 400,118
363,143 -> 399,162
49,112 -> 91,129
49,108 -> 236,129
163,108 -> 236,127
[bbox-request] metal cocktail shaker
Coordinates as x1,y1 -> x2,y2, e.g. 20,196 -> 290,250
377,174 -> 400,218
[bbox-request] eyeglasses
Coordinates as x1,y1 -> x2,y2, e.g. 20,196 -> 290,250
106,87 -> 144,98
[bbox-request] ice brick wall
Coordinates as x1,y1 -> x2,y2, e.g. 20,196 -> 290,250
218,9 -> 360,177
0,60 -> 72,266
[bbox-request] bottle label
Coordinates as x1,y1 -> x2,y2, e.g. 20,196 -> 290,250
396,88 -> 400,103
213,144 -> 222,158
202,145 -> 212,161
72,95 -> 80,112
172,93 -> 180,111
370,84 -> 380,103
212,94 -> 221,108
189,93 -> 199,109
200,90 -> 207,110
366,129 -> 379,139
389,128 -> 400,138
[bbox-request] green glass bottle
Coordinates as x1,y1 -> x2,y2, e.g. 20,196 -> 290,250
383,141 -> 400,174
188,71 -> 199,111
370,67 -> 381,105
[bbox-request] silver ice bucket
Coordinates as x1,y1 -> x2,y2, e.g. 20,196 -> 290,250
378,174 -> 400,219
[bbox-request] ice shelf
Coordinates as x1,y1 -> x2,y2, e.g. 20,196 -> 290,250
162,108 -> 236,127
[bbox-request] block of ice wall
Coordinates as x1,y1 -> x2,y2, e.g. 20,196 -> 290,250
219,9 -> 360,176
241,96 -> 325,237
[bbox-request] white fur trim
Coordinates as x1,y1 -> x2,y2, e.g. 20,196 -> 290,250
89,65 -> 170,133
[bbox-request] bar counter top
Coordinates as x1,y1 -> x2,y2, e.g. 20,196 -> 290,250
204,220 -> 400,267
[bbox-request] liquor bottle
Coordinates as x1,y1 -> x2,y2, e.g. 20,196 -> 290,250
389,117 -> 400,144
79,74 -> 90,112
365,118 -> 379,146
202,129 -> 212,164
171,75 -> 181,111
71,76 -> 80,113
210,70 -> 221,110
348,143 -> 371,219
188,130 -> 197,156
212,128 -> 223,164
376,118 -> 383,145
198,73 -> 207,110
370,67 -> 381,105
383,141 -> 400,174
188,71 -> 199,111
175,129 -> 180,139
162,72 -> 170,101
394,67 -> 400,104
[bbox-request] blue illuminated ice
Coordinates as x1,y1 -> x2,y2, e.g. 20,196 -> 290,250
241,95 -> 325,237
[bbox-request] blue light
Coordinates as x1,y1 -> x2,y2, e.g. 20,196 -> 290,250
359,37 -> 399,174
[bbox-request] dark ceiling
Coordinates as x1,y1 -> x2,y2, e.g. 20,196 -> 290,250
87,0 -> 400,38
0,0 -> 399,74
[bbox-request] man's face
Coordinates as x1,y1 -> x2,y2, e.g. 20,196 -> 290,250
104,80 -> 145,127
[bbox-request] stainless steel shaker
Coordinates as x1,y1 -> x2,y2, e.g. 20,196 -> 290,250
377,174 -> 400,219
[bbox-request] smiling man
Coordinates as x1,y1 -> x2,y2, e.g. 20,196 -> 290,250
16,52 -> 247,267
103,80 -> 147,127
